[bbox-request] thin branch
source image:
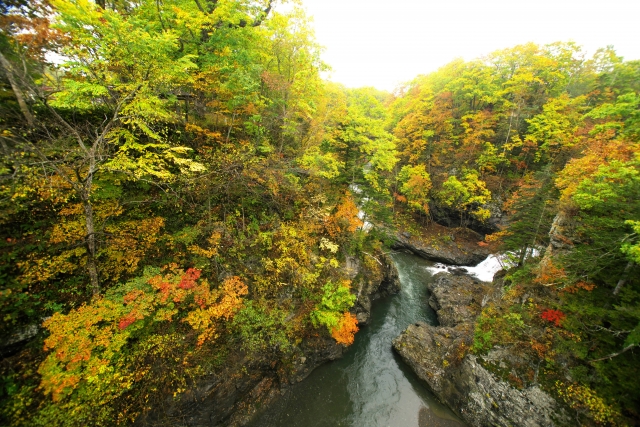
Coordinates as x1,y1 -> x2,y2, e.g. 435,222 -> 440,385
613,261 -> 634,296
590,325 -> 630,338
362,251 -> 383,266
43,100 -> 90,154
193,0 -> 205,13
589,344 -> 637,363
252,0 -> 273,27
155,0 -> 166,31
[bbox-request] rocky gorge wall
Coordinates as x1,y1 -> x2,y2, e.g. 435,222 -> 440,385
393,272 -> 570,427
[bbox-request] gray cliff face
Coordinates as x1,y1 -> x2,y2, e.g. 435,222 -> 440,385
353,253 -> 401,325
448,356 -> 565,427
0,324 -> 39,357
393,230 -> 491,266
393,273 -> 569,427
429,201 -> 506,235
138,253 -> 399,427
427,274 -> 486,327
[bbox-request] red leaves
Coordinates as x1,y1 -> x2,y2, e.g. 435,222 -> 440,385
118,313 -> 137,330
148,267 -> 202,303
178,268 -> 201,290
123,289 -> 145,304
541,309 -> 566,327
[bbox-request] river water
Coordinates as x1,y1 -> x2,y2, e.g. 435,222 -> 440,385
248,252 -> 469,427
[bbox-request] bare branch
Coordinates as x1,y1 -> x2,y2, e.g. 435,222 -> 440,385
252,0 -> 273,27
613,261 -> 634,296
589,344 -> 637,363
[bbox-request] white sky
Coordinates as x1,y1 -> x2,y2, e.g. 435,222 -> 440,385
288,0 -> 640,91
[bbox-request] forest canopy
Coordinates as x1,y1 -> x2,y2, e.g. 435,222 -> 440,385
0,0 -> 638,425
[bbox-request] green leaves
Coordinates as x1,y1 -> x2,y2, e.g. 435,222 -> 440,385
525,94 -> 586,163
586,92 -> 640,140
437,169 -> 491,221
397,164 -> 431,214
106,128 -> 205,181
572,159 -> 639,213
48,80 -> 110,111
621,220 -> 640,264
310,280 -> 356,331
624,322 -> 640,348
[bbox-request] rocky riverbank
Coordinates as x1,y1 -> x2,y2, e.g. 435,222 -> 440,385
393,272 -> 569,427
137,252 -> 400,427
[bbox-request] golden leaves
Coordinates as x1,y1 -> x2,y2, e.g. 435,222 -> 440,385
330,312 -> 359,346
38,267 -> 248,404
188,231 -> 222,259
324,192 -> 362,239
184,275 -> 248,346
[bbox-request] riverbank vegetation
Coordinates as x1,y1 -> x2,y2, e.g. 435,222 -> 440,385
1,0 -> 638,425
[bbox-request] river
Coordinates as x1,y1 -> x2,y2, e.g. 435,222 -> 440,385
248,252 -> 471,427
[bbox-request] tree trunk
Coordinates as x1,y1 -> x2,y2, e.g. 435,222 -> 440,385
518,244 -> 529,266
0,51 -> 34,126
613,261 -> 634,296
81,154 -> 100,297
82,196 -> 100,297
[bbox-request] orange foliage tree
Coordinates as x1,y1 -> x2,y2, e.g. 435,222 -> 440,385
331,312 -> 359,345
324,192 -> 363,239
38,267 -> 247,419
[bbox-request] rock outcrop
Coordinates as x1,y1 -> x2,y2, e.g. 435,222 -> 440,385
427,274 -> 488,326
393,272 -> 569,427
0,324 -> 39,358
393,229 -> 491,266
353,253 -> 401,324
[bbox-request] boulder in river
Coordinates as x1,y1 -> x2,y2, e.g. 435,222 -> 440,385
427,273 -> 486,327
393,226 -> 492,266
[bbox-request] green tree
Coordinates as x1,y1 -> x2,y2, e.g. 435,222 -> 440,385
525,94 -> 586,165
321,87 -> 398,224
437,169 -> 491,225
501,169 -> 557,265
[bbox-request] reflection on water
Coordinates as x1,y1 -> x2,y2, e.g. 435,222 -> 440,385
247,252 -> 467,427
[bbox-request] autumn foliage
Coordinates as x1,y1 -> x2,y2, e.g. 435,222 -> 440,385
325,193 -> 363,238
540,309 -> 566,327
38,268 -> 247,406
331,312 -> 359,345
2,0 -> 640,423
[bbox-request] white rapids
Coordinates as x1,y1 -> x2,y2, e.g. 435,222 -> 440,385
425,249 -> 540,283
